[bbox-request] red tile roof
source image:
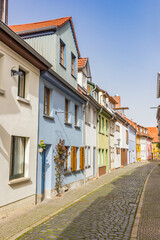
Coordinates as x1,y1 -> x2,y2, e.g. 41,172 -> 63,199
9,17 -> 81,57
78,58 -> 87,69
147,127 -> 159,142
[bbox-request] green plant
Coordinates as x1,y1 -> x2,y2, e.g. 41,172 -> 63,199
54,139 -> 67,197
157,142 -> 160,149
38,140 -> 46,149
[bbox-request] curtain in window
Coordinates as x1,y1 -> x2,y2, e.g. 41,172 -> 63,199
13,137 -> 25,176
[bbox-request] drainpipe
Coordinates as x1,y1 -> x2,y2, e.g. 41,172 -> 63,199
0,0 -> 8,24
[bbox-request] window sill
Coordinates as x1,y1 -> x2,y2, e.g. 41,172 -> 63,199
74,125 -> 81,130
43,114 -> 54,120
71,74 -> 77,80
17,96 -> 30,105
64,122 -> 72,127
99,131 -> 105,135
93,126 -> 96,129
8,177 -> 31,185
110,133 -> 114,137
59,62 -> 66,70
0,88 -> 5,95
64,169 -> 82,175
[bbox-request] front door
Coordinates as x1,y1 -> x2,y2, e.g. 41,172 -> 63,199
121,149 -> 125,166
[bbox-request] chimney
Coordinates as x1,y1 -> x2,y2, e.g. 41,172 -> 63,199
113,95 -> 121,108
0,0 -> 8,24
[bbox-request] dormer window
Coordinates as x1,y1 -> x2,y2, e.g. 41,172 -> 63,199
60,39 -> 66,68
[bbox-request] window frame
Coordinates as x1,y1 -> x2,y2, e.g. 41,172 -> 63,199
71,52 -> 76,77
18,69 -> 26,98
75,104 -> 78,126
10,136 -> 26,180
65,99 -> 69,123
60,39 -> 66,68
44,86 -> 50,116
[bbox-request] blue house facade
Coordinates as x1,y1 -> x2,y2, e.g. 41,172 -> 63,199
128,125 -> 136,164
37,70 -> 86,202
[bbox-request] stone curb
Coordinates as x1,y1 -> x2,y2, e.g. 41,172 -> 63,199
130,164 -> 157,240
8,162 -> 148,240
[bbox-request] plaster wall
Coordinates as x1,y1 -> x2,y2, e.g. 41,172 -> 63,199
128,127 -> 136,164
114,121 -> 121,168
37,75 -> 84,198
0,42 -> 39,207
85,104 -> 97,178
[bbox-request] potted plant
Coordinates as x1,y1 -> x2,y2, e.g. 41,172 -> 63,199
38,140 -> 46,153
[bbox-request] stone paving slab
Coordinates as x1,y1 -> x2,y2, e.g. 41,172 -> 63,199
16,163 -> 155,240
0,161 -> 151,240
137,163 -> 160,240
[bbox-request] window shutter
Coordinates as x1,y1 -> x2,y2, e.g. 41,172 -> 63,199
80,147 -> 85,169
71,147 -> 77,171
71,146 -> 74,171
87,84 -> 90,94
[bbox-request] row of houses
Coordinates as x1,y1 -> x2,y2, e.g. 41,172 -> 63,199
0,13 -> 157,218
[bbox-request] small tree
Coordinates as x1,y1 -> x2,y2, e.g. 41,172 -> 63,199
54,139 -> 67,197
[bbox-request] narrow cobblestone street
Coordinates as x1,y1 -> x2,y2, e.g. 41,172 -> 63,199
17,163 -> 155,240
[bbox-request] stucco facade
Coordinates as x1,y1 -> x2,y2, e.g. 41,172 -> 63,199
114,121 -> 121,168
141,137 -> 147,161
128,126 -> 136,164
37,71 -> 86,201
0,41 -> 40,212
136,136 -> 141,161
147,139 -> 152,160
23,20 -> 79,89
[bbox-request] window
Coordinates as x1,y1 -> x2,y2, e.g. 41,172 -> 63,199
10,136 -> 26,179
99,149 -> 101,166
18,69 -> 25,98
71,53 -> 76,77
93,111 -> 96,127
88,105 -> 91,124
60,40 -> 66,67
116,125 -> 120,132
102,117 -> 104,133
44,87 -> 50,115
126,130 -> 129,144
106,120 -> 108,134
65,99 -> 69,123
99,116 -> 101,132
102,149 -> 104,165
116,148 -> 120,154
64,146 -> 69,171
75,105 -> 78,126
88,147 -> 91,167
110,121 -> 114,135
80,147 -> 85,170
111,147 -> 114,163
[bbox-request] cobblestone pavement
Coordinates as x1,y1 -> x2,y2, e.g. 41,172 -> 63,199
18,163 -> 155,240
138,163 -> 160,240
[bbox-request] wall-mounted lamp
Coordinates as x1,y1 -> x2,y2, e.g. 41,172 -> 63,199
11,67 -> 23,77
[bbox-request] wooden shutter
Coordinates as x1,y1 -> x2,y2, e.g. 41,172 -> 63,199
80,147 -> 85,169
87,84 -> 90,94
71,146 -> 77,171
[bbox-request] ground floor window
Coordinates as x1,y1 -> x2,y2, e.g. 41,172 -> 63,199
10,136 -> 26,179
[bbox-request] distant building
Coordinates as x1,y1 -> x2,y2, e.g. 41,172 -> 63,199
147,127 -> 160,159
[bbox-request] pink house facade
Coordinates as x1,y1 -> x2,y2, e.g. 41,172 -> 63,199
147,138 -> 152,160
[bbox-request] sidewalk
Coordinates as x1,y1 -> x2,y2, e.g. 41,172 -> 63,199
0,161 -> 148,240
137,162 -> 160,240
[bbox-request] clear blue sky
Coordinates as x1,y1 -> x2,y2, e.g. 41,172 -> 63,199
8,0 -> 160,127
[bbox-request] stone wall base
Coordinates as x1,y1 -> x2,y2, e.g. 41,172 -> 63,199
0,195 -> 35,220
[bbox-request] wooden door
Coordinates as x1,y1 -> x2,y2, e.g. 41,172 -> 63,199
121,149 -> 125,166
125,149 -> 127,165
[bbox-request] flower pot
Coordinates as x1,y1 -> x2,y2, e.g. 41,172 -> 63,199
39,148 -> 43,153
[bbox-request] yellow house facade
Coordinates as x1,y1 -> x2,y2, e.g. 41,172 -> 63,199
136,135 -> 141,161
98,111 -> 110,176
